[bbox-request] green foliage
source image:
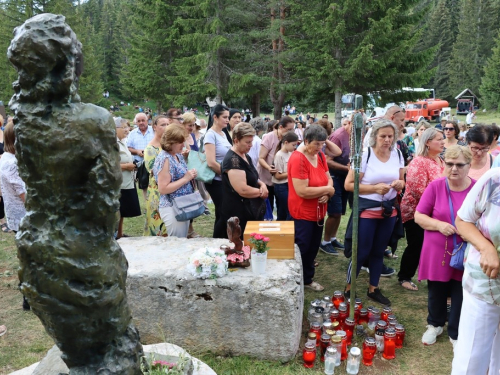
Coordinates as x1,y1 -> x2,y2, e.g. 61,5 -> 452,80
480,30 -> 500,110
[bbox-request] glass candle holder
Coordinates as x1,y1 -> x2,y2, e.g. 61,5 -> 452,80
383,328 -> 396,360
375,320 -> 388,352
355,298 -> 363,310
368,308 -> 380,330
320,333 -> 331,362
381,307 -> 392,322
323,319 -> 333,332
331,321 -> 340,332
389,320 -> 398,329
339,301 -> 350,316
358,308 -> 368,325
346,347 -> 361,374
307,332 -> 317,346
395,324 -> 405,349
322,296 -> 332,308
310,322 -> 322,347
329,335 -> 342,366
325,329 -> 335,338
311,312 -> 323,326
387,314 -> 397,326
335,330 -> 348,361
325,302 -> 334,314
303,342 -> 317,368
330,309 -> 339,324
344,318 -> 355,346
324,347 -> 337,375
332,291 -> 344,309
362,337 -> 377,366
338,305 -> 348,329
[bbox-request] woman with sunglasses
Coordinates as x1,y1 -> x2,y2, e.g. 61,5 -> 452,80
466,124 -> 495,180
343,119 -> 405,305
414,145 -> 474,346
442,121 -> 465,157
288,125 -> 335,291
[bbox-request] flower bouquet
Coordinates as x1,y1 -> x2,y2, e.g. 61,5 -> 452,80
248,233 -> 270,253
248,233 -> 270,275
186,247 -> 228,279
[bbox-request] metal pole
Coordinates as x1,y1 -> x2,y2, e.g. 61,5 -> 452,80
349,111 -> 365,319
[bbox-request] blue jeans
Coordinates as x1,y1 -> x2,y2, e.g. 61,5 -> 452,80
274,183 -> 291,220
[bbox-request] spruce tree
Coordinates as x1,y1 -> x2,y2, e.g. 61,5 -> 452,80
479,30 -> 500,110
287,0 -> 435,127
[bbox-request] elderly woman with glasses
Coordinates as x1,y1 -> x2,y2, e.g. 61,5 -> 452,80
414,145 -> 475,346
288,125 -> 335,291
466,124 -> 495,180
399,128 -> 445,291
343,119 -> 405,305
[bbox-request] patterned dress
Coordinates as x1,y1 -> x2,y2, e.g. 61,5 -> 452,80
143,145 -> 167,236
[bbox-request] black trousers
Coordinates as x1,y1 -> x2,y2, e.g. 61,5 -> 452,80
294,218 -> 324,285
398,219 -> 424,282
427,280 -> 463,340
205,180 -> 224,237
266,184 -> 275,215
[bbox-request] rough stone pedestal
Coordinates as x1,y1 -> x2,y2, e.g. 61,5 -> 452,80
120,236 -> 304,362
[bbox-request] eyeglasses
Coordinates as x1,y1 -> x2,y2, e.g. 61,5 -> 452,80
470,146 -> 490,153
445,162 -> 469,169
443,127 -> 455,131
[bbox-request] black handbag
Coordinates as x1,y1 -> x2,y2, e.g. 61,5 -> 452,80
136,161 -> 150,190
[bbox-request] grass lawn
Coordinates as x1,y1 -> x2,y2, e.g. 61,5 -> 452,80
0,190 -> 455,375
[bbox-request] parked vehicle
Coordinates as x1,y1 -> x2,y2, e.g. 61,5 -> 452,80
405,99 -> 449,123
456,99 -> 474,115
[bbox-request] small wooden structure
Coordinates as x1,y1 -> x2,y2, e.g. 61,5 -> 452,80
455,88 -> 479,114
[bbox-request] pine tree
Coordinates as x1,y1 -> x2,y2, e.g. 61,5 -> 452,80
287,0 -> 435,127
479,30 -> 500,110
433,0 -> 455,100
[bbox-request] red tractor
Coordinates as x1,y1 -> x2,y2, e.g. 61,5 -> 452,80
405,99 -> 449,123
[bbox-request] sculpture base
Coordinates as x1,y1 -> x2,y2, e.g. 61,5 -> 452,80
121,236 -> 304,361
9,343 -> 216,375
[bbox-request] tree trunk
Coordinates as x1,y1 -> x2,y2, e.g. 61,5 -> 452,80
269,3 -> 286,120
251,93 -> 261,117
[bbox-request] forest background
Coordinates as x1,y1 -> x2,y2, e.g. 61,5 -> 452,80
1,0 -> 500,125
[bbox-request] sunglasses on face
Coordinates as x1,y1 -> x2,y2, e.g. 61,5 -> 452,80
443,127 -> 455,131
393,109 -> 406,115
445,162 -> 469,169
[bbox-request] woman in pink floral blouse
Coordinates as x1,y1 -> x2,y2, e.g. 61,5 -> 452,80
398,128 -> 445,291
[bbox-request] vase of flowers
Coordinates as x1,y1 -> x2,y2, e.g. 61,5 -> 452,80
249,233 -> 270,275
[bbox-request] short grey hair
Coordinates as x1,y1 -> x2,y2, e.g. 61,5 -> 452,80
134,112 -> 147,122
233,122 -> 256,141
417,128 -> 443,156
304,124 -> 327,143
249,117 -> 265,133
368,119 -> 398,150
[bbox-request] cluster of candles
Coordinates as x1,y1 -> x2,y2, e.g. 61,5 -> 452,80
303,292 -> 406,374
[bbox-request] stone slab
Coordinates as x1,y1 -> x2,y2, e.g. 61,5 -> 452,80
120,236 -> 304,361
9,343 -> 216,375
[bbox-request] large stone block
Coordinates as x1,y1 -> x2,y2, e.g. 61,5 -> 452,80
119,236 -> 304,361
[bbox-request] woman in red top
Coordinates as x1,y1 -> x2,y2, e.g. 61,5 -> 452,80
398,128 -> 445,291
288,125 -> 335,291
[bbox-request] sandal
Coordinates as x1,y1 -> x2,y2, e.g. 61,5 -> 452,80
1,223 -> 12,233
187,231 -> 202,239
399,280 -> 418,291
305,281 -> 325,291
384,249 -> 398,259
0,325 -> 6,337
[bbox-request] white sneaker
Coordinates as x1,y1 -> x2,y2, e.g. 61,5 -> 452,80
361,266 -> 370,274
449,337 -> 457,350
422,325 -> 443,345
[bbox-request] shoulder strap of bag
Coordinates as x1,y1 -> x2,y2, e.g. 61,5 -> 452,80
445,178 -> 458,247
490,153 -> 493,167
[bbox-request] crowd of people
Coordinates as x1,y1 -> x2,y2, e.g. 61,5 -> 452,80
1,105 -> 499,374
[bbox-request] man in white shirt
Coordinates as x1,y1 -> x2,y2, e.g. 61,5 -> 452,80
466,111 -> 476,125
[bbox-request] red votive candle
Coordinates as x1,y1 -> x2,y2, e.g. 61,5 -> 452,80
362,337 -> 377,366
303,342 -> 316,368
395,324 -> 405,349
332,291 -> 344,309
383,328 -> 396,360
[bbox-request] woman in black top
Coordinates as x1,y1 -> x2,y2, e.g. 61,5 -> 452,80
214,123 -> 269,238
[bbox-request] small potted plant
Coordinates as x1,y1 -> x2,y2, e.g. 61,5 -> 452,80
248,233 -> 270,275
